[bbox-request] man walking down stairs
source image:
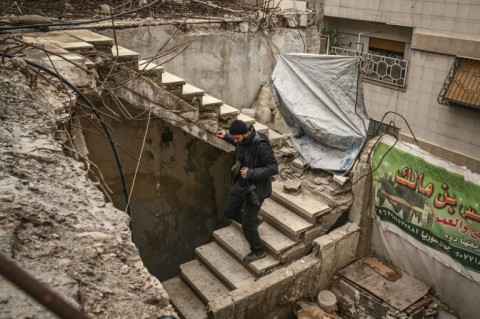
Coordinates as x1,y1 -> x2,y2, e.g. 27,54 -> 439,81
216,120 -> 278,262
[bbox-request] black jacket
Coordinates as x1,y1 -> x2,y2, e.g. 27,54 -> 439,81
224,126 -> 278,199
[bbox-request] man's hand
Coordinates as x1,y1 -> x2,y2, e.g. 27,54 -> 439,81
240,167 -> 248,179
215,129 -> 226,139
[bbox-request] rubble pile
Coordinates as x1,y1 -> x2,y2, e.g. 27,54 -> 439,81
0,61 -> 175,318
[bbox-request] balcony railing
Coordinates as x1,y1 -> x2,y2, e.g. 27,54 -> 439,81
329,47 -> 409,88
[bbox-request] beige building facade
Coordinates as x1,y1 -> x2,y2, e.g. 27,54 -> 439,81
324,0 -> 480,172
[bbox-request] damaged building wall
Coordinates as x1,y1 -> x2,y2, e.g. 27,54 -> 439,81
324,0 -> 480,173
79,98 -> 233,280
100,20 -> 321,110
0,62 -> 175,317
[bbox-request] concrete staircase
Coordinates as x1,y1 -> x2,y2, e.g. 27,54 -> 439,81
163,178 -> 347,318
15,30 -> 355,319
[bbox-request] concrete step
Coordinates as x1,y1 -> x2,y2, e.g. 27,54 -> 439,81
161,71 -> 186,86
202,94 -> 223,108
213,226 -> 280,275
271,181 -> 331,223
261,198 -> 313,240
65,29 -> 114,49
180,259 -> 230,304
237,113 -> 255,126
231,220 -> 297,258
196,242 -> 255,290
182,83 -> 205,99
138,59 -> 164,77
111,45 -> 139,62
268,129 -> 285,147
219,103 -> 240,120
253,121 -> 269,135
162,276 -> 207,319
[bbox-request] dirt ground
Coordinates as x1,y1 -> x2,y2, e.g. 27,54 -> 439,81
0,0 -> 256,21
0,60 -> 176,318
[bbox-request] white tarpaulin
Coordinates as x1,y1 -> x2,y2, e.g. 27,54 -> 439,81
271,54 -> 369,173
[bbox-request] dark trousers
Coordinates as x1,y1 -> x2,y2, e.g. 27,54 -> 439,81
223,182 -> 266,253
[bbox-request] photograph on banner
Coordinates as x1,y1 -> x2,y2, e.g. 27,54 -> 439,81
371,136 -> 480,273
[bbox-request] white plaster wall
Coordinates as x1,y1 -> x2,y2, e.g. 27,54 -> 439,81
364,49 -> 480,167
325,0 -> 480,39
101,24 -> 310,109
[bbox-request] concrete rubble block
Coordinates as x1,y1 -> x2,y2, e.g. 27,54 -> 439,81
314,177 -> 330,185
283,179 -> 302,194
273,110 -> 291,134
208,294 -> 235,319
292,158 -> 309,170
256,106 -> 272,124
267,129 -> 285,147
333,174 -> 350,186
279,147 -> 295,157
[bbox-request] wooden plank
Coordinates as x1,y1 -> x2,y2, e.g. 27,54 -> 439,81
338,258 -> 430,311
362,256 -> 402,282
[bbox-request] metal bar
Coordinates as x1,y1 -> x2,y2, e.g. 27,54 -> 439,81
0,252 -> 89,319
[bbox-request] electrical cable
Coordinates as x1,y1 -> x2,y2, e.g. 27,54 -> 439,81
4,53 -> 131,216
0,0 -> 163,32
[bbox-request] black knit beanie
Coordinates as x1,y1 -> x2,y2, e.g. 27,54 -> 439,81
229,120 -> 248,135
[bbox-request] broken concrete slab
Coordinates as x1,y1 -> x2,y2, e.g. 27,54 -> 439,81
333,174 -> 350,186
283,179 -> 302,194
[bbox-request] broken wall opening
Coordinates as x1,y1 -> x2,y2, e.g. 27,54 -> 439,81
80,96 -> 232,280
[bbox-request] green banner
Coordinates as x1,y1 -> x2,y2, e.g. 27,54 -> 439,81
372,140 -> 480,272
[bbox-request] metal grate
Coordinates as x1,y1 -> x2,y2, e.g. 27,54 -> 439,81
438,57 -> 480,112
330,46 -> 409,87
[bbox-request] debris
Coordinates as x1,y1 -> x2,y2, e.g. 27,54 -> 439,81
283,179 -> 301,195
362,256 -> 402,282
313,177 -> 329,185
332,175 -> 349,186
291,158 -> 309,175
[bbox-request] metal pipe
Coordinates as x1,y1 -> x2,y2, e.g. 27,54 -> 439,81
0,252 -> 89,319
